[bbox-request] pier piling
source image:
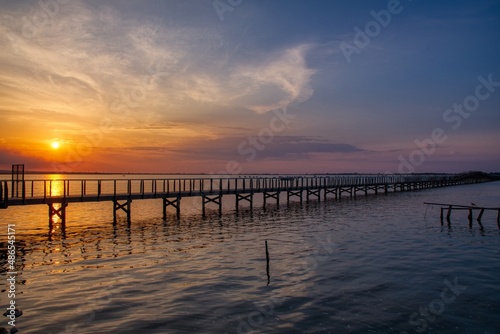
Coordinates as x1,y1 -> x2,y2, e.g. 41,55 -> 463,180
425,202 -> 500,229
287,190 -> 303,205
48,202 -> 68,225
113,199 -> 131,223
263,192 -> 279,208
202,194 -> 222,217
163,196 -> 181,220
306,189 -> 320,202
236,193 -> 253,212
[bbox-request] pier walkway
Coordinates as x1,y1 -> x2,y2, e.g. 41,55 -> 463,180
0,172 -> 494,223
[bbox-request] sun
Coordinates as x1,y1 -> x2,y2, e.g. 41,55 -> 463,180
51,141 -> 60,149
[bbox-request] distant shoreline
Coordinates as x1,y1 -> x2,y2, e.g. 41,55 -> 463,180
1,170 -> 498,176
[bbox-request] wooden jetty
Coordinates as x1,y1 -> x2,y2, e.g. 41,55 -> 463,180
424,202 -> 500,229
0,172 -> 495,225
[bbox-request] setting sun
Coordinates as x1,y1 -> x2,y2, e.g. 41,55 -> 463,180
51,141 -> 60,149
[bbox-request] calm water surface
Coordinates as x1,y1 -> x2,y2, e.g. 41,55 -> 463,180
0,176 -> 499,333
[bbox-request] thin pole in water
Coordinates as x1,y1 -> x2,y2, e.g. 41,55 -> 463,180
265,240 -> 270,286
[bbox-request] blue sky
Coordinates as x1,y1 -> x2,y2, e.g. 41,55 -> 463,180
0,0 -> 499,173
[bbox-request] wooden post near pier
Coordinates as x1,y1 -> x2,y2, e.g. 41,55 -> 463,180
425,202 -> 500,229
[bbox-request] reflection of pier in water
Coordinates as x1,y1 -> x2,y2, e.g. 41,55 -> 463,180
0,172 -> 495,227
2,200 -> 323,279
6,213 -> 256,272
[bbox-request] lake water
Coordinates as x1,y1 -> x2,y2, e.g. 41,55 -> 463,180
0,175 -> 499,333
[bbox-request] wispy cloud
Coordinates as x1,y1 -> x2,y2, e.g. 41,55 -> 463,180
0,1 -> 317,133
228,44 -> 316,113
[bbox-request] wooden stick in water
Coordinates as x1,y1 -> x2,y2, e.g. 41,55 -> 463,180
265,240 -> 270,286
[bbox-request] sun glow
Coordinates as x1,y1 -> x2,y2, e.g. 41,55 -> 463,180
51,141 -> 60,149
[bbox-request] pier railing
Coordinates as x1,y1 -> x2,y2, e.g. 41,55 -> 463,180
0,174 -> 466,204
0,172 -> 493,223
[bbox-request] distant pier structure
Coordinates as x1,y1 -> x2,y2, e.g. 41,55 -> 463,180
425,202 -> 500,229
0,171 -> 496,225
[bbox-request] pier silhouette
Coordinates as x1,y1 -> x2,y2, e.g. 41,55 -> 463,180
0,172 -> 495,225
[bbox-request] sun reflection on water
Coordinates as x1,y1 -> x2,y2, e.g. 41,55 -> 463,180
45,174 -> 65,197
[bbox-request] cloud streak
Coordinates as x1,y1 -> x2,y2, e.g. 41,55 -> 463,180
0,1 -> 317,128
168,135 -> 363,161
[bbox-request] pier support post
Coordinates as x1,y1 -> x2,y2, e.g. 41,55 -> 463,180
263,192 -> 279,208
339,187 -> 353,200
477,208 -> 485,223
113,199 -> 132,223
324,188 -> 337,201
306,189 -> 320,203
48,202 -> 68,225
236,193 -> 253,212
446,205 -> 452,224
476,208 -> 485,229
202,194 -> 222,217
287,190 -> 302,205
163,196 -> 181,220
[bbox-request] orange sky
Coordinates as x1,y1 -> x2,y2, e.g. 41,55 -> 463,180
1,1 -> 499,174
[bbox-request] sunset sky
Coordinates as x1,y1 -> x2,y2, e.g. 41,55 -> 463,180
1,0 -> 499,174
